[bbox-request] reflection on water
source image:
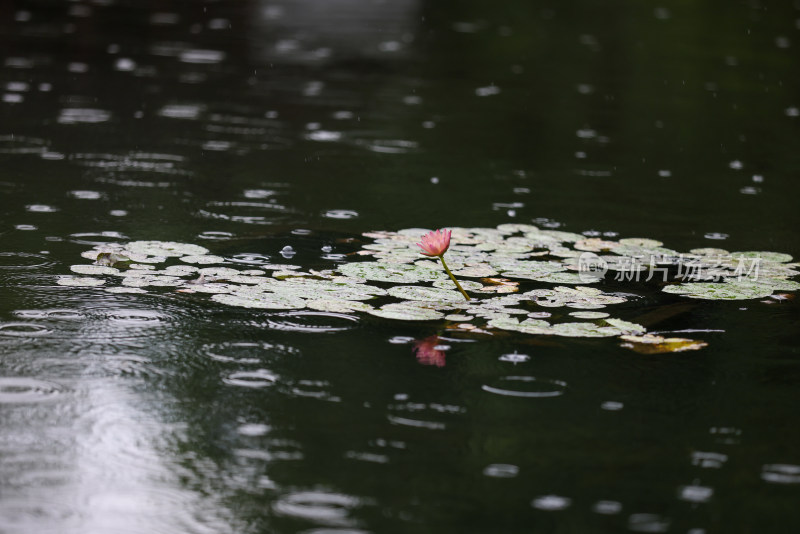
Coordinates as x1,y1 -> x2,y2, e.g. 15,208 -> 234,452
2,0 -> 800,532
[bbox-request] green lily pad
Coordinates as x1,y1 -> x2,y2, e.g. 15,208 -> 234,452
211,291 -> 307,309
71,264 -> 119,275
488,317 -> 553,335
431,279 -> 484,291
525,286 -> 627,308
125,241 -> 209,257
339,261 -> 446,283
306,299 -> 374,313
550,322 -> 623,338
368,303 -> 445,321
569,311 -> 610,319
180,254 -> 226,264
663,281 -> 774,300
731,251 -> 793,263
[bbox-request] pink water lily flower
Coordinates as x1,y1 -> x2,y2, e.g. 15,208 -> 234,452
417,229 -> 451,257
415,228 -> 470,301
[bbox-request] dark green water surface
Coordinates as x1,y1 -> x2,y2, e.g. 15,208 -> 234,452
1,1 -> 799,532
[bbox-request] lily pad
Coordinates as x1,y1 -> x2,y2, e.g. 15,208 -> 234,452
211,291 -> 307,309
663,282 -> 774,300
71,264 -> 119,275
488,317 -> 553,335
339,261 -> 446,283
368,303 -> 445,321
569,311 -> 610,319
180,254 -> 226,264
125,241 -> 209,257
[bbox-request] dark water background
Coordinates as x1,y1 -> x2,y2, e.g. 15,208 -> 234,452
1,1 -> 799,532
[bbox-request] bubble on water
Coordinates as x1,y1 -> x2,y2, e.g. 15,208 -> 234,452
26,204 -> 58,213
179,49 -> 226,64
678,484 -> 713,503
762,464 -> 800,484
703,232 -> 729,240
593,500 -> 622,514
531,495 -> 571,511
57,108 -> 111,124
483,464 -> 519,478
159,104 -> 204,120
238,423 -> 271,436
499,352 -> 530,364
475,85 -> 501,97
628,513 -> 670,533
323,209 -> 359,220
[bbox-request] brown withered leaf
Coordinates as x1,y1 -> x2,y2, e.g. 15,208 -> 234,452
619,334 -> 708,354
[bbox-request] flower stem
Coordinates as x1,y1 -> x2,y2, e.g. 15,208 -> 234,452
439,255 -> 471,301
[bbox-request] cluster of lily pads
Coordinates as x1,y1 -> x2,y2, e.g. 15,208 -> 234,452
57,224 -> 799,348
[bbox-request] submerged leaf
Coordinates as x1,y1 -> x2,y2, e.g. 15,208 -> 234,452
619,334 -> 708,354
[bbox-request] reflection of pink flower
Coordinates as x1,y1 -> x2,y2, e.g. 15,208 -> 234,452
417,229 -> 451,257
413,336 -> 447,367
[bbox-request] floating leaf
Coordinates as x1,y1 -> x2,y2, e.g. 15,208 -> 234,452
105,286 -> 147,294
731,251 -> 793,263
125,241 -> 209,257
306,299 -> 374,313
550,322 -> 623,337
526,272 -> 601,284
663,281 -> 774,300
524,286 -> 627,308
367,303 -> 445,321
339,261 -> 446,283
618,237 -> 663,248
432,279 -> 484,291
569,311 -> 609,319
603,318 -> 646,335
180,254 -> 226,264
121,275 -> 183,287
574,238 -> 619,252
71,264 -> 119,275
211,291 -> 307,309
620,334 -> 708,354
488,317 -> 553,335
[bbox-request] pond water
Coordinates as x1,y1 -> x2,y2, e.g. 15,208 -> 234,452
1,1 -> 800,532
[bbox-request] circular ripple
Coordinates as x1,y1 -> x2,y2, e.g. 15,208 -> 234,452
0,134 -> 48,154
197,201 -> 293,225
762,464 -> 800,484
264,311 -> 358,333
203,341 -> 299,363
223,369 -> 278,388
68,231 -> 129,246
0,252 -> 55,270
482,376 -> 567,398
13,309 -> 85,320
226,253 -> 273,266
0,377 -> 65,403
322,209 -> 359,220
0,322 -> 52,337
273,491 -> 361,526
